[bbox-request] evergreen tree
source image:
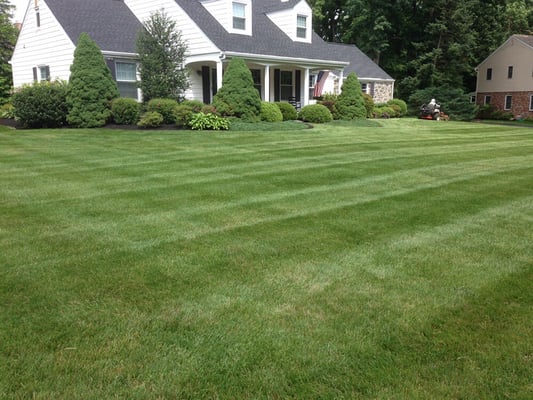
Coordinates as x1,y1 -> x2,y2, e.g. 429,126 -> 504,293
66,33 -> 119,127
212,57 -> 261,121
136,10 -> 189,103
0,0 -> 18,104
336,72 -> 366,120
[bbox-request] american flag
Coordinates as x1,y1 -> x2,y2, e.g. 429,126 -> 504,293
313,71 -> 329,98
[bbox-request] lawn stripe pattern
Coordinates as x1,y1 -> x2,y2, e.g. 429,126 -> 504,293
0,120 -> 532,399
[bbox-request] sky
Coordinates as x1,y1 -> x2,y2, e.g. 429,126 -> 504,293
8,0 -> 27,23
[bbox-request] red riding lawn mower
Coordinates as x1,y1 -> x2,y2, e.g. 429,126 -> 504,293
419,99 -> 448,120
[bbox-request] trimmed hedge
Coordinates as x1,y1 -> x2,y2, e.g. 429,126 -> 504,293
260,102 -> 283,122
146,98 -> 179,124
275,102 -> 298,121
299,104 -> 333,123
111,98 -> 140,125
138,111 -> 164,128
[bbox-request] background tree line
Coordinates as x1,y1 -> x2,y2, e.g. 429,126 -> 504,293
309,0 -> 532,99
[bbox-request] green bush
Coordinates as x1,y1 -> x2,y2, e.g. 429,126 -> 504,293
146,98 -> 179,124
298,104 -> 333,123
173,104 -> 195,127
67,33 -> 119,128
387,99 -> 407,116
336,72 -> 366,120
213,58 -> 261,121
111,98 -> 140,125
180,99 -> 205,113
137,111 -> 164,128
12,80 -> 68,128
260,102 -> 283,122
363,93 -> 375,118
189,112 -> 230,130
275,102 -> 298,121
373,106 -> 396,119
318,100 -> 339,120
490,110 -> 514,121
0,103 -> 15,119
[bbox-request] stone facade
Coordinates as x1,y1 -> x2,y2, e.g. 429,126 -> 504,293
371,82 -> 394,103
476,91 -> 533,118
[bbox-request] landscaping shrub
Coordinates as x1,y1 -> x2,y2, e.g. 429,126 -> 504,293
12,80 -> 68,128
373,106 -> 396,119
0,103 -> 14,119
387,99 -> 407,116
298,104 -> 333,123
260,102 -> 283,122
318,100 -> 339,120
147,98 -> 178,124
173,104 -> 194,127
201,104 -> 218,115
476,104 -> 513,121
336,72 -> 366,120
181,99 -> 205,113
111,98 -> 140,125
490,109 -> 514,121
212,57 -> 261,121
275,102 -> 298,121
137,111 -> 164,128
189,112 -> 230,130
363,93 -> 375,118
67,33 -> 119,128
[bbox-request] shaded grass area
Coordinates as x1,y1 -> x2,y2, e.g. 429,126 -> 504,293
0,120 -> 532,398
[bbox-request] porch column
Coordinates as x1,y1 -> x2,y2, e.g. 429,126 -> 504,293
264,65 -> 270,102
303,67 -> 310,106
216,60 -> 223,91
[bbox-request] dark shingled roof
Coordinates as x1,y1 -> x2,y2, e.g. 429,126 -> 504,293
514,34 -> 533,49
44,0 -> 393,80
46,0 -> 141,53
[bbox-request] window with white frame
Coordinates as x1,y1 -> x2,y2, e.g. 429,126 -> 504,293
33,65 -> 50,82
484,95 -> 491,104
115,61 -> 138,99
233,2 -> 246,30
529,95 -> 533,111
504,95 -> 512,110
297,15 -> 307,38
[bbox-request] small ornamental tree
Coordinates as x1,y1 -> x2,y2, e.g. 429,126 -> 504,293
66,33 -> 119,127
136,10 -> 189,103
336,72 -> 367,120
0,0 -> 18,104
212,57 -> 261,121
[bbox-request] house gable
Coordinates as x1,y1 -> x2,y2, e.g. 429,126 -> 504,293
266,0 -> 312,43
200,0 -> 253,36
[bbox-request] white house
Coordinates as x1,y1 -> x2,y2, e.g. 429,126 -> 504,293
11,0 -> 395,106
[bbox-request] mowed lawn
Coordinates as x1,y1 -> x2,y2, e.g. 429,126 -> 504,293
0,119 -> 532,399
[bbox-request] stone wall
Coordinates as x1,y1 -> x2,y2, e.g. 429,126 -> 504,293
476,91 -> 533,118
372,82 -> 394,103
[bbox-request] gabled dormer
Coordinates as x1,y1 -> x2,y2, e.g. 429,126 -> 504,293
266,0 -> 312,43
200,0 -> 252,36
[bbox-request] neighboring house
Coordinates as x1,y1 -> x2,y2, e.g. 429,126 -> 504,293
11,0 -> 394,106
475,34 -> 533,118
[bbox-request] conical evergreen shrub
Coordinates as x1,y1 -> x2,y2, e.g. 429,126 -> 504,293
213,58 -> 261,121
66,33 -> 119,127
336,72 -> 366,120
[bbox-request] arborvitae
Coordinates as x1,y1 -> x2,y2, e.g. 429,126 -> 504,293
212,57 -> 261,121
66,33 -> 119,127
336,72 -> 367,120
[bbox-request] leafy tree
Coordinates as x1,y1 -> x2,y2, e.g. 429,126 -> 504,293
212,57 -> 261,121
336,72 -> 366,120
66,33 -> 119,127
136,10 -> 189,103
408,86 -> 477,121
0,0 -> 18,104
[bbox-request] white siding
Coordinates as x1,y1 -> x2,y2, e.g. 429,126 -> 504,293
125,0 -> 219,58
266,0 -> 312,43
202,0 -> 230,32
11,0 -> 75,87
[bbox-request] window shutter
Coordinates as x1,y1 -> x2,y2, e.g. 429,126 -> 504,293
32,67 -> 38,82
202,66 -> 211,104
105,59 -> 116,80
45,66 -> 50,81
295,70 -> 301,102
274,69 -> 280,102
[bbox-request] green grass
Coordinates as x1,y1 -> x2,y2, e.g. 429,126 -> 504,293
1,119 -> 532,399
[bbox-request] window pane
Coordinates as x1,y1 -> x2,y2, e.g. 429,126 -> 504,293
508,66 -> 513,79
233,2 -> 245,17
297,15 -> 306,38
116,62 -> 136,81
486,68 -> 492,80
484,95 -> 491,104
505,95 -> 512,110
117,82 -> 138,99
530,95 -> 533,111
281,71 -> 292,85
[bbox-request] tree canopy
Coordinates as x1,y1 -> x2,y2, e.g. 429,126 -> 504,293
309,0 -> 533,98
0,0 -> 18,104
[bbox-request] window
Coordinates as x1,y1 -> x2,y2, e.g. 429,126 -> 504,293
504,95 -> 512,110
361,83 -> 368,94
115,61 -> 138,99
529,95 -> 533,111
280,71 -> 293,101
508,66 -> 513,79
35,7 -> 40,27
233,2 -> 246,30
486,68 -> 492,80
251,69 -> 261,96
484,95 -> 491,105
297,15 -> 307,38
39,66 -> 50,81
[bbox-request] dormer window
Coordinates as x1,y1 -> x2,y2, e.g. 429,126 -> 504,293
233,2 -> 246,30
297,15 -> 307,38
